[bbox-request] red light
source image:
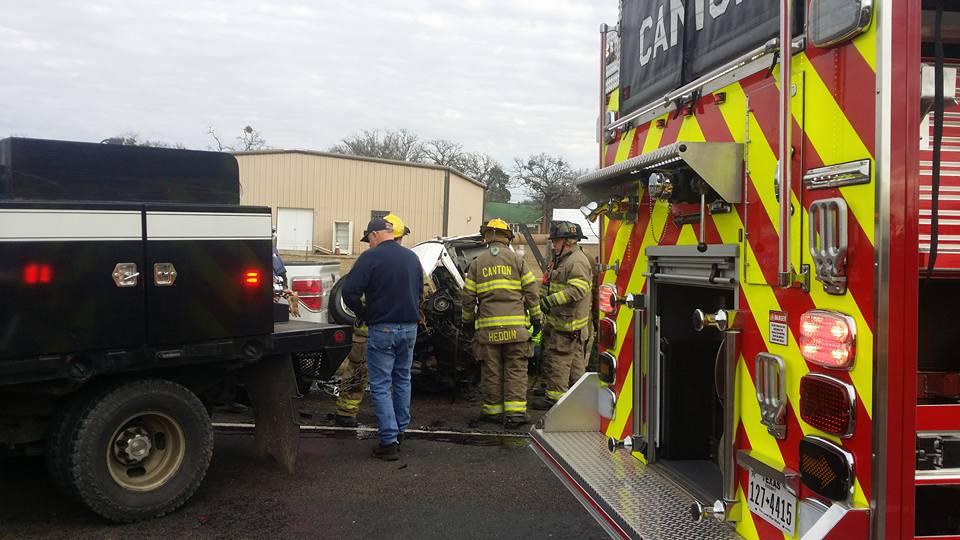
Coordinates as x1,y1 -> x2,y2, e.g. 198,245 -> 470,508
598,317 -> 617,350
800,374 -> 856,437
799,310 -> 856,369
292,278 -> 324,311
333,330 -> 347,344
598,284 -> 618,315
243,270 -> 261,287
23,264 -> 52,285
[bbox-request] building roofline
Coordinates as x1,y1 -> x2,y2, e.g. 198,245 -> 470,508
233,149 -> 486,188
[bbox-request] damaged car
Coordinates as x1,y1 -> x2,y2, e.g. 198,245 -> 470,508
327,234 -> 542,393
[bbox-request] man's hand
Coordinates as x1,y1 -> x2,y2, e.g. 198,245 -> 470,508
539,297 -> 552,315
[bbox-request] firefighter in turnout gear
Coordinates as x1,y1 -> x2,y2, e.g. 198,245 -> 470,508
532,221 -> 593,410
462,218 -> 541,428
334,213 -> 410,427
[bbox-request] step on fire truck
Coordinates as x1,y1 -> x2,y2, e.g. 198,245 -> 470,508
0,138 -> 352,522
532,1 -> 960,538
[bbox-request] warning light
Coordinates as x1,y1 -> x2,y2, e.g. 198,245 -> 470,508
292,278 -> 323,311
799,437 -> 855,502
598,317 -> 617,351
598,284 -> 619,315
243,270 -> 261,287
333,330 -> 347,344
799,310 -> 856,369
598,352 -> 617,385
800,374 -> 856,437
23,264 -> 52,285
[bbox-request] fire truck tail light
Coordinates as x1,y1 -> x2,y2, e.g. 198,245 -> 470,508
243,270 -> 261,287
799,310 -> 856,369
292,278 -> 324,311
799,437 -> 855,502
23,264 -> 53,285
599,285 -> 619,315
598,352 -> 617,385
598,317 -> 617,351
800,374 -> 856,437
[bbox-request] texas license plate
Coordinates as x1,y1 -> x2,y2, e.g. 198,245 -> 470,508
748,469 -> 797,535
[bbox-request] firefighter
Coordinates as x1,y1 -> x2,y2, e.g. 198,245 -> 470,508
462,218 -> 542,428
334,213 -> 411,428
532,221 -> 593,410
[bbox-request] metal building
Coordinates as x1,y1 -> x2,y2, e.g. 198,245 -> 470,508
235,150 -> 486,255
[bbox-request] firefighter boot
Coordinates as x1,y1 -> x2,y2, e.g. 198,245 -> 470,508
530,397 -> 556,410
504,413 -> 529,429
334,341 -> 368,428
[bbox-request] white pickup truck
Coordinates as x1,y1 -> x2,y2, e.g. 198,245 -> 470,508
282,260 -> 342,324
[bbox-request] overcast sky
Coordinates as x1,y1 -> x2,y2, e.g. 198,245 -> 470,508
1,1 -> 618,174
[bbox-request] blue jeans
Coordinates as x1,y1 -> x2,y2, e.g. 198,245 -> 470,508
365,323 -> 418,445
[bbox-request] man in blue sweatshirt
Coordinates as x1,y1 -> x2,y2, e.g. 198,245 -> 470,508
342,217 -> 423,461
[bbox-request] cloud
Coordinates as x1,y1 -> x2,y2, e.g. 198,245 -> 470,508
0,0 -> 618,168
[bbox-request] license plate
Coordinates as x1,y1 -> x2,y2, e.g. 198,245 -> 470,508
747,469 -> 797,535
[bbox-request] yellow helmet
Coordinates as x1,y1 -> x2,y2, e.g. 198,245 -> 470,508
384,213 -> 410,239
480,218 -> 514,240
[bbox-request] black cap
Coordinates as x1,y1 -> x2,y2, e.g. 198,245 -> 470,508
361,218 -> 393,243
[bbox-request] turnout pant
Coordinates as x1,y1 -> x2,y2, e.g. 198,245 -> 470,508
335,340 -> 367,418
474,342 -> 529,417
542,329 -> 588,403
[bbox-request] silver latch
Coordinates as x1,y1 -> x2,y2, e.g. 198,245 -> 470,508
111,263 -> 140,288
153,263 -> 178,286
808,198 -> 849,295
756,353 -> 787,440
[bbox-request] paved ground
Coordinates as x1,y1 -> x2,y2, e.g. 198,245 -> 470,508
0,392 -> 605,540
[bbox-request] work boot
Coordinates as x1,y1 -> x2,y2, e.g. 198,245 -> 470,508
398,432 -> 405,448
532,386 -> 546,397
372,441 -> 400,461
334,414 -> 359,428
530,397 -> 556,411
468,414 -> 503,428
504,414 -> 529,429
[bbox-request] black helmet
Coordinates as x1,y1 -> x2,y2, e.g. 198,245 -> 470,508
548,221 -> 587,241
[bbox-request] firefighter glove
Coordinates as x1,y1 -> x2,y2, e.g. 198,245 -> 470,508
539,297 -> 552,315
531,317 -> 542,337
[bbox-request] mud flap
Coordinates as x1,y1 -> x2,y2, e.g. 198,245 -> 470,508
242,354 -> 300,472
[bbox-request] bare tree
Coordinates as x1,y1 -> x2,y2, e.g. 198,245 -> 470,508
102,132 -> 185,148
513,153 -> 586,226
329,128 -> 424,162
460,152 -> 511,202
207,125 -> 269,152
421,138 -> 467,168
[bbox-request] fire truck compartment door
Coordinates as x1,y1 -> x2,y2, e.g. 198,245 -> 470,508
144,206 -> 274,346
0,204 -> 146,359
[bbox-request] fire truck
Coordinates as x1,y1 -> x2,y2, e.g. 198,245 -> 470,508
532,1 -> 959,538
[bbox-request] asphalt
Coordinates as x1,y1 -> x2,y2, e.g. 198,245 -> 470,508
0,430 -> 606,540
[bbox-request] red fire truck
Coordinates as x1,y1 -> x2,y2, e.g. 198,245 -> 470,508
532,1 -> 959,538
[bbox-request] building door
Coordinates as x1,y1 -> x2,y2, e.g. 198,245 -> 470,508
277,208 -> 314,251
333,221 -> 353,254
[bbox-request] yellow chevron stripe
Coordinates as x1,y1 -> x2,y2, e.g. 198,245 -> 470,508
780,55 -> 875,243
734,484 -> 762,540
616,127 -> 637,163
738,356 -> 786,470
603,220 -> 634,284
642,117 -> 665,153
852,10 -> 877,72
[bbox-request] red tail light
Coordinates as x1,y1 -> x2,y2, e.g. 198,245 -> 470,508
23,264 -> 52,285
333,329 -> 347,344
800,374 -> 856,437
243,270 -> 261,287
598,284 -> 619,315
598,317 -> 617,350
799,310 -> 856,369
292,277 -> 324,311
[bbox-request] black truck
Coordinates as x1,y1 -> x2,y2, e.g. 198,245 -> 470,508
0,138 -> 351,522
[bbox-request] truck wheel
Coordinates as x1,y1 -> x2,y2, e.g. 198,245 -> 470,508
65,379 -> 214,523
47,390 -> 101,500
328,276 -> 356,326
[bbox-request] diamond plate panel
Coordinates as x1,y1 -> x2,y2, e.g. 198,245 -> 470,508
533,430 -> 740,540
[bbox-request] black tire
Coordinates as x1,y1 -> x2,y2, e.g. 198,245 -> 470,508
46,391 -> 99,501
65,379 -> 214,523
328,275 -> 356,326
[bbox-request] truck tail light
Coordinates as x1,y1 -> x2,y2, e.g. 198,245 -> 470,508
292,277 -> 323,311
799,437 -> 855,502
332,329 -> 347,344
598,317 -> 617,350
598,352 -> 617,385
800,374 -> 856,437
799,310 -> 856,369
243,270 -> 261,287
23,263 -> 52,285
598,284 -> 619,315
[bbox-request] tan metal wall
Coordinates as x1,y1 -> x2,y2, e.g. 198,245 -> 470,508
446,171 -> 486,237
237,153 -> 482,254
